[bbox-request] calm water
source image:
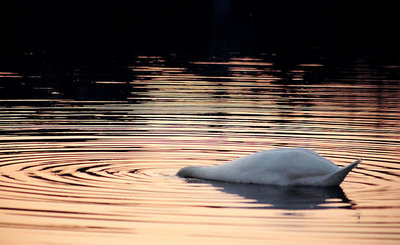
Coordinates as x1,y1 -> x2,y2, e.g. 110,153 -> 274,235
0,55 -> 399,244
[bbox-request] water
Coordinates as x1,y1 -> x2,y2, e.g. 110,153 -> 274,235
0,55 -> 399,244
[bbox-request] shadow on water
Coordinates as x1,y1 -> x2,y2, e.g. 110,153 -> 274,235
186,178 -> 354,210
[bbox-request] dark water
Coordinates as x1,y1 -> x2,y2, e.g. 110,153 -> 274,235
0,54 -> 399,244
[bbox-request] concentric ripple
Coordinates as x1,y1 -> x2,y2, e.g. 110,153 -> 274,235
0,55 -> 399,244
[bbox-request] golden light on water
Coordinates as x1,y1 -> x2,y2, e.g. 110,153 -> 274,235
0,55 -> 399,244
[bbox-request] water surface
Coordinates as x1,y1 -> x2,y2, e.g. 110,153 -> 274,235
0,55 -> 399,244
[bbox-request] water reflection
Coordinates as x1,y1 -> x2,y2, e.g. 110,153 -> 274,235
187,179 -> 353,210
0,54 -> 399,244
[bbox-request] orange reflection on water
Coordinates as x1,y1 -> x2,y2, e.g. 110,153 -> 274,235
0,72 -> 22,78
0,55 -> 399,244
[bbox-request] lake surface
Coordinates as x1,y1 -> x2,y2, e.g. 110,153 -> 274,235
0,54 -> 399,244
